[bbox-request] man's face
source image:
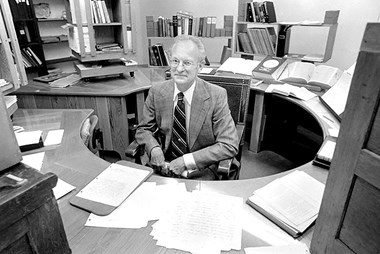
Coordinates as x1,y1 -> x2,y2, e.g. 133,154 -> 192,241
170,40 -> 202,91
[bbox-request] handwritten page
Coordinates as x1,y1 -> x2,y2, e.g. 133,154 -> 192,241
76,163 -> 150,207
151,190 -> 243,254
44,129 -> 64,146
245,244 -> 310,254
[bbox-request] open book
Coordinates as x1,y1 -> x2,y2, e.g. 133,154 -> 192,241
266,83 -> 317,101
319,71 -> 352,121
216,57 -> 260,76
279,61 -> 342,90
247,170 -> 325,237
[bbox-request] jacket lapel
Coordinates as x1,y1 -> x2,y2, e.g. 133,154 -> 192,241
189,78 -> 210,149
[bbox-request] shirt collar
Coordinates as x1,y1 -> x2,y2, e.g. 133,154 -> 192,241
173,80 -> 196,106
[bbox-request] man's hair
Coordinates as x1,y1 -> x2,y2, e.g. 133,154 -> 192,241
171,35 -> 206,63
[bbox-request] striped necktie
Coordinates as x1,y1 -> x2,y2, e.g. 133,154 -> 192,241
171,92 -> 188,159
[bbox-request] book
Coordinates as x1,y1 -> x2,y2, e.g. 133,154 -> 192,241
216,57 -> 260,76
246,170 -> 325,237
279,61 -> 342,90
319,71 -> 352,121
265,83 -> 317,101
312,136 -> 337,169
252,55 -> 287,80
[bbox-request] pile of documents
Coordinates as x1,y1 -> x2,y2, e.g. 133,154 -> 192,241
85,182 -> 243,254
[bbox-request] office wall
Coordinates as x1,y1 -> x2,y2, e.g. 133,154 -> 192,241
133,0 -> 380,70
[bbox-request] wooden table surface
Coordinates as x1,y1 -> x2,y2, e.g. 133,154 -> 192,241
12,108 -> 329,253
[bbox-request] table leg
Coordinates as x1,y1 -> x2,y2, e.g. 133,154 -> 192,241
249,92 -> 265,153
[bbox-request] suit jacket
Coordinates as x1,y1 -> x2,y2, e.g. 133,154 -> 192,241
135,77 -> 239,170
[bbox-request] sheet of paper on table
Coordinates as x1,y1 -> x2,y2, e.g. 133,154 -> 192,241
21,152 -> 76,200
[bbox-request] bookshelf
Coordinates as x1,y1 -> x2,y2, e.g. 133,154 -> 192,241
35,0 -> 73,65
0,0 -> 27,98
234,10 -> 339,63
8,0 -> 48,76
146,14 -> 233,67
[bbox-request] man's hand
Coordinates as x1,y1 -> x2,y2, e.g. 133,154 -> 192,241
150,147 -> 165,167
169,157 -> 187,176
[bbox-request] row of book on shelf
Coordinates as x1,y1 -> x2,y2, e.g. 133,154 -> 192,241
238,0 -> 277,23
237,26 -> 277,55
9,0 -> 33,20
20,47 -> 43,68
146,13 -> 233,38
90,0 -> 112,24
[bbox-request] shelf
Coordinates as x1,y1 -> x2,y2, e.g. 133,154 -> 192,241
37,18 -> 67,22
93,22 -> 123,27
234,10 -> 339,63
46,56 -> 75,65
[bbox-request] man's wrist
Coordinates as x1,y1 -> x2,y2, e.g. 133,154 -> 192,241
183,153 -> 197,170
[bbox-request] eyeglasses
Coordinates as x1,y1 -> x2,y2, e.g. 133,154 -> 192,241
170,59 -> 194,68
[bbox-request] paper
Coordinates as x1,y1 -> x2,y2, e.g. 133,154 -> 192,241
21,152 -> 75,200
22,152 -> 45,170
53,179 -> 76,200
76,163 -> 150,207
44,129 -> 64,146
151,190 -> 243,254
245,244 -> 310,254
15,130 -> 42,147
199,67 -> 214,74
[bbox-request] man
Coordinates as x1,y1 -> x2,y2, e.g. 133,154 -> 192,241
135,35 -> 238,180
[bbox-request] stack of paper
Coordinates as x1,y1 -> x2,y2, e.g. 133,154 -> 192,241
151,191 -> 243,254
247,170 -> 325,237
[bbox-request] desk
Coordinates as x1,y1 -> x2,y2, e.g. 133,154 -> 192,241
13,69 -> 155,160
248,83 -> 340,153
12,108 -> 329,253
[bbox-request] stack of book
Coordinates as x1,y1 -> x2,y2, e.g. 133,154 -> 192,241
90,0 -> 112,24
146,14 -> 233,38
238,0 -> 277,23
312,136 -> 337,169
237,26 -> 277,55
95,42 -> 122,52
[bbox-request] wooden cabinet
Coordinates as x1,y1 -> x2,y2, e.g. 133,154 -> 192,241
234,10 -> 339,63
0,163 -> 71,254
0,0 -> 28,95
8,0 -> 48,76
311,23 -> 380,254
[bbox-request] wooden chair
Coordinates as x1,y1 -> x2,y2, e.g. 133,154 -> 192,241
126,74 -> 250,180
